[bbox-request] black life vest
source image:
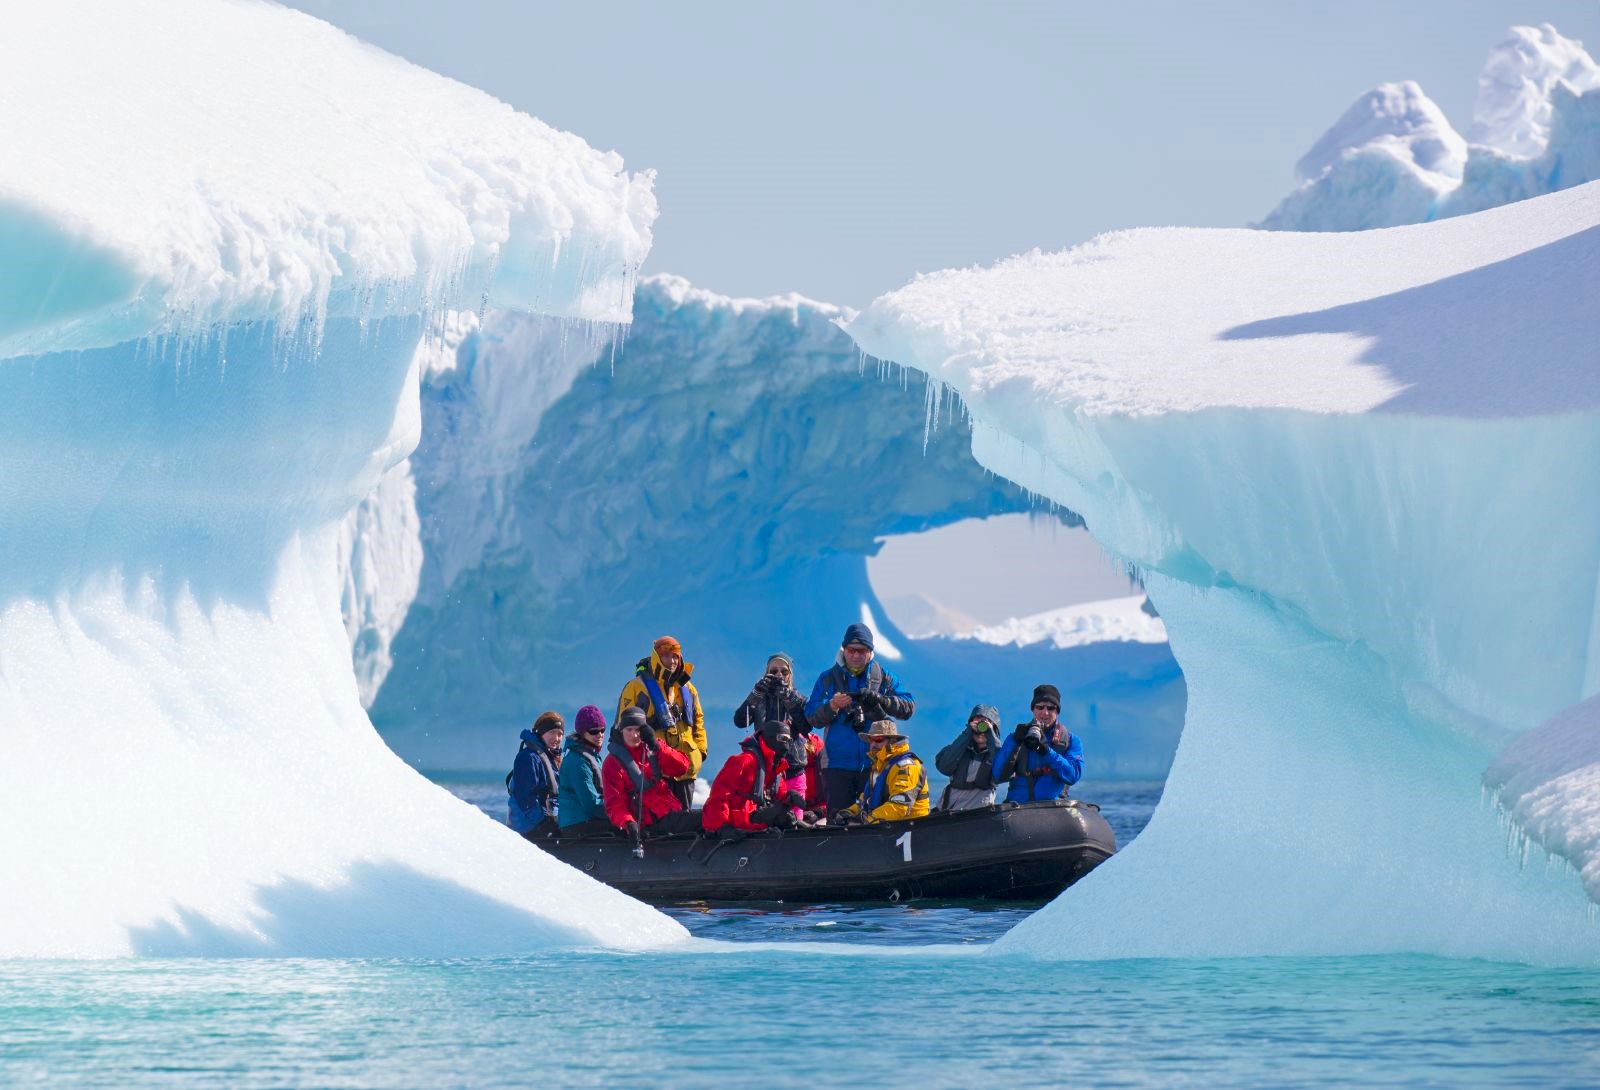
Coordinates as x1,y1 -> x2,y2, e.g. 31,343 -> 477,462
829,659 -> 887,700
949,744 -> 995,791
607,736 -> 664,812
739,735 -> 789,806
1009,743 -> 1068,802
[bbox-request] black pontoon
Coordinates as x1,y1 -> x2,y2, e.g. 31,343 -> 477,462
535,799 -> 1115,903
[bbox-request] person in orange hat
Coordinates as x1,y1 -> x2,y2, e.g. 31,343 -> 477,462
617,635 -> 706,809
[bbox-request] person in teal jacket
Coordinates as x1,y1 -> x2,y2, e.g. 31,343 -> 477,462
557,705 -> 609,833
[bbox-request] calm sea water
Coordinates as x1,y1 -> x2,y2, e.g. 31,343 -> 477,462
5,780 -> 1598,1088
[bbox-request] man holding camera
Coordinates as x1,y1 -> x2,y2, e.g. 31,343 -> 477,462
804,623 -> 915,815
992,684 -> 1083,803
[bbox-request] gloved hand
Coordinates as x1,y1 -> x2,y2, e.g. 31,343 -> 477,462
638,722 -> 657,748
830,810 -> 856,827
1023,724 -> 1046,752
622,819 -> 641,840
784,790 -> 805,808
749,803 -> 784,827
855,691 -> 884,718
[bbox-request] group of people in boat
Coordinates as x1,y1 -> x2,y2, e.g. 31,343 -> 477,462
505,622 -> 1084,842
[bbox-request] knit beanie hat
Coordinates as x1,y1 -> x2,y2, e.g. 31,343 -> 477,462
616,706 -> 648,735
1030,684 -> 1062,709
841,622 -> 874,650
766,651 -> 795,673
575,705 -> 606,734
653,635 -> 682,658
533,710 -> 565,736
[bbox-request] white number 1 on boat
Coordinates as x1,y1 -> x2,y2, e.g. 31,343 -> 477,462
895,830 -> 913,863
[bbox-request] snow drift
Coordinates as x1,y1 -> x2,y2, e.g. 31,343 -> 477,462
0,0 -> 680,956
847,182 -> 1600,964
340,276 -> 1186,777
1261,24 -> 1600,231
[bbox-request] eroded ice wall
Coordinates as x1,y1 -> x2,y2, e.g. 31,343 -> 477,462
0,0 -> 680,956
848,183 -> 1600,964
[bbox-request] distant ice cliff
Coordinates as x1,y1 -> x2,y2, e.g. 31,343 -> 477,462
1261,25 -> 1600,231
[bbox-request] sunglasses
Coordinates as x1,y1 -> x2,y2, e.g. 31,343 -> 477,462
582,728 -> 604,736
1031,702 -> 1059,712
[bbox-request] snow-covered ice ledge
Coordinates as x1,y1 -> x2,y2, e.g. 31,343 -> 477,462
0,0 -> 679,956
846,183 -> 1600,965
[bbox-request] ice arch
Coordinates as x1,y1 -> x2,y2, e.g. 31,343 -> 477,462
0,0 -> 679,955
346,276 -> 1186,773
847,183 -> 1600,964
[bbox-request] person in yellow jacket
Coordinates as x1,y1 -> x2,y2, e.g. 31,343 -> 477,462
833,719 -> 929,824
618,635 -> 707,809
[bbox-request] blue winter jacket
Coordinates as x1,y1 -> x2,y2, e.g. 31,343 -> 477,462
991,726 -> 1083,803
804,659 -> 915,773
507,730 -> 559,834
557,733 -> 605,828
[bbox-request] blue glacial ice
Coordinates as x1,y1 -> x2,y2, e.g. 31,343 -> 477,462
339,276 -> 1188,775
0,0 -> 679,956
847,183 -> 1600,964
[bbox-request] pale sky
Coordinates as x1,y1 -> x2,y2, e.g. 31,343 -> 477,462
287,1 -> 1597,308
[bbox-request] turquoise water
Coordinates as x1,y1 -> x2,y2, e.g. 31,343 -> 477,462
5,782 -> 1599,1087
5,952 -> 1599,1087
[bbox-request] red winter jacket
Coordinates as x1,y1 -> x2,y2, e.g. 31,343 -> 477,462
702,736 -> 794,833
602,740 -> 691,828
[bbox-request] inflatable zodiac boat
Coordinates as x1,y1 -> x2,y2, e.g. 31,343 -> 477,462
536,799 -> 1116,903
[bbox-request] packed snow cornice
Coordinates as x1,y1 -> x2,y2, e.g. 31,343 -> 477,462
849,183 -> 1598,419
0,0 -> 656,358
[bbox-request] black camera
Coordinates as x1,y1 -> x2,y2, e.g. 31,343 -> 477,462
1023,724 -> 1046,752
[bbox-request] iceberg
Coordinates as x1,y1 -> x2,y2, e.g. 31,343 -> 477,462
1261,24 -> 1600,231
846,182 -> 1600,963
340,276 -> 1187,776
0,0 -> 681,955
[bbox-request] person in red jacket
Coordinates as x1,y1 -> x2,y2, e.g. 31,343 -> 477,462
602,706 -> 700,838
702,720 -> 805,836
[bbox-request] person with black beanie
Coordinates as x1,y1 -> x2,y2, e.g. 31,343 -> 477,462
991,683 -> 1084,803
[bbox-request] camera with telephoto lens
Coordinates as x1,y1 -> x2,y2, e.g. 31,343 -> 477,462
1023,724 -> 1046,752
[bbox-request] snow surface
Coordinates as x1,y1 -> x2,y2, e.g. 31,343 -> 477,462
960,595 -> 1167,652
1261,25 -> 1600,231
847,182 -> 1600,964
0,0 -> 677,956
340,275 -> 1186,777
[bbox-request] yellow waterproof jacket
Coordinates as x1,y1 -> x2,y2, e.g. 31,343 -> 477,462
618,651 -> 707,780
850,739 -> 930,822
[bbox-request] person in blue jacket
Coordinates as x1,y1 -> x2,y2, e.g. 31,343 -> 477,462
558,705 -> 610,834
992,684 -> 1083,802
507,711 -> 565,837
804,622 -> 915,813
